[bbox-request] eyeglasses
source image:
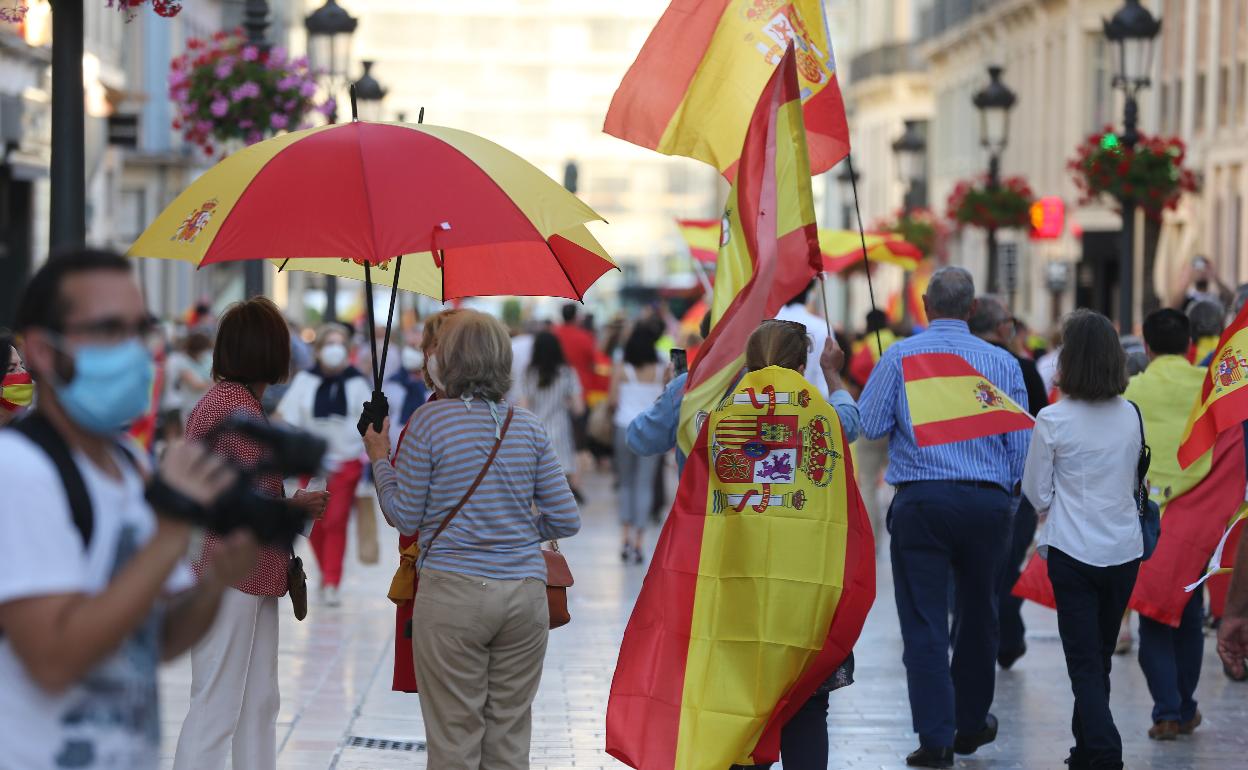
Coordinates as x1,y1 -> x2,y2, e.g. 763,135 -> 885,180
57,315 -> 161,347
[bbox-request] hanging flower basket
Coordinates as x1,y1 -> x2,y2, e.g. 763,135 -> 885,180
1068,128 -> 1199,218
169,30 -> 330,157
946,175 -> 1035,231
2,0 -> 179,22
872,207 -> 949,261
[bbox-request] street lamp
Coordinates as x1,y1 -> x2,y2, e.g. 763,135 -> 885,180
836,161 -> 859,230
972,65 -> 1016,294
305,0 -> 358,125
352,61 -> 388,122
305,0 -> 358,320
891,120 -> 926,214
1104,0 -> 1162,331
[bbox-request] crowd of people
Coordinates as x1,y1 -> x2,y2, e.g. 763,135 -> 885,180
1,247 -> 1247,770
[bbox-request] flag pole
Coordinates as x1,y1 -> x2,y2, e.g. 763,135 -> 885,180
845,153 -> 883,357
818,273 -> 833,338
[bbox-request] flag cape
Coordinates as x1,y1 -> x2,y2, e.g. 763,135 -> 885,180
1014,422 -> 1248,627
606,366 -> 875,770
675,46 -> 821,456
902,352 -> 1034,447
606,0 -> 849,179
1178,301 -> 1248,468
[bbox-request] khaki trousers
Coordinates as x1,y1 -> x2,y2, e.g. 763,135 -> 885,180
412,569 -> 549,770
855,435 -> 891,547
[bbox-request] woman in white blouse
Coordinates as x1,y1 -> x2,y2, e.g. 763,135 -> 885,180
1022,309 -> 1143,770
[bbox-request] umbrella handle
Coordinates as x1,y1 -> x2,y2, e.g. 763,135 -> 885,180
357,390 -> 390,437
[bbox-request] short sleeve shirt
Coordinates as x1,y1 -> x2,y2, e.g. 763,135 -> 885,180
0,431 -> 193,770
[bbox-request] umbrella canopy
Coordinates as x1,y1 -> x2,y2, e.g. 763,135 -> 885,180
126,121 -> 616,299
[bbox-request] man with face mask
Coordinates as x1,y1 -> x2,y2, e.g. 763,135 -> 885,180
0,250 -> 258,770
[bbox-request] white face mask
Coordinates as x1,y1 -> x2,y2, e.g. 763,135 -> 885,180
427,353 -> 445,390
319,343 -> 348,369
401,346 -> 424,372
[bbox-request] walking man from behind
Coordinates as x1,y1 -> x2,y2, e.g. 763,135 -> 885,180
968,296 -> 1048,670
1126,309 -> 1210,740
858,267 -> 1030,768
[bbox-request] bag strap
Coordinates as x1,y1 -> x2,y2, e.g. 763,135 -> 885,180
422,406 -> 514,560
1127,400 -> 1152,494
12,413 -> 96,547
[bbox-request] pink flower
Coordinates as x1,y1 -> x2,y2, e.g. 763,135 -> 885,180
231,81 -> 261,101
269,46 -> 288,66
241,45 -> 260,62
318,98 -> 337,117
239,119 -> 254,130
277,74 -> 301,91
215,61 -> 233,79
195,120 -> 213,135
299,81 -> 317,98
210,97 -> 229,117
270,113 -> 289,130
246,131 -> 264,145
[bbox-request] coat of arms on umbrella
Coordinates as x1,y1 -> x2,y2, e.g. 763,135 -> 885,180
172,198 -> 218,243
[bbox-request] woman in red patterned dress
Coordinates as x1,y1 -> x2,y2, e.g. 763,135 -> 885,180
172,298 -> 328,770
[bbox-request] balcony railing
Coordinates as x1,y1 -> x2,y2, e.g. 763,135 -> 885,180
920,0 -> 1008,40
847,42 -> 924,85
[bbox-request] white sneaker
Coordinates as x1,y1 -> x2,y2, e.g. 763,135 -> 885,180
324,585 -> 341,607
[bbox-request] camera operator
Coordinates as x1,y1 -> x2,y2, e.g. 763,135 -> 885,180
0,250 -> 257,770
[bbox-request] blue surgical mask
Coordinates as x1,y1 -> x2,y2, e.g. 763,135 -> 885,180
54,339 -> 155,434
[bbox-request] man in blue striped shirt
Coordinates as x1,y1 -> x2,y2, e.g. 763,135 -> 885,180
858,266 -> 1030,769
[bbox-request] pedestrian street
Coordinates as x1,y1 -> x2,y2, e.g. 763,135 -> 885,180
157,468 -> 1248,770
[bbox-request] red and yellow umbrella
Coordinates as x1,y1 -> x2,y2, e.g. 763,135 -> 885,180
127,121 -> 616,301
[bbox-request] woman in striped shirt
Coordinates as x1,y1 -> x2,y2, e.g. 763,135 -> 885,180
364,310 -> 580,770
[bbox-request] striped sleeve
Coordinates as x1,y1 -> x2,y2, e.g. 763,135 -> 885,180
391,416 -> 433,537
533,428 -> 581,542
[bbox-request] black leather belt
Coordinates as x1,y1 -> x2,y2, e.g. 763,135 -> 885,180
896,479 -> 1009,495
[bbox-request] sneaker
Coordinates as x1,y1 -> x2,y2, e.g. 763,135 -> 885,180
632,547 -> 645,565
905,746 -> 953,768
324,584 -> 342,607
621,546 -> 631,563
1148,720 -> 1179,740
1178,711 -> 1202,735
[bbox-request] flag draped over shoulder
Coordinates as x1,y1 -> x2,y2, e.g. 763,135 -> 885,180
674,45 -> 822,456
1014,422 -> 1248,626
606,366 -> 875,770
606,0 -> 850,179
1178,302 -> 1248,468
902,353 -> 1034,447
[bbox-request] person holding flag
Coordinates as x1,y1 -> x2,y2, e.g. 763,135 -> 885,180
1022,310 -> 1143,770
606,43 -> 874,770
857,266 -> 1030,768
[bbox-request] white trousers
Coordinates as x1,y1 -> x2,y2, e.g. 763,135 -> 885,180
172,588 -> 280,770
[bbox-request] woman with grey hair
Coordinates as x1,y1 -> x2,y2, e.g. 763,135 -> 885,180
363,309 -> 580,770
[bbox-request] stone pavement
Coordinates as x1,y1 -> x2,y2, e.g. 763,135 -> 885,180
158,468 -> 1248,769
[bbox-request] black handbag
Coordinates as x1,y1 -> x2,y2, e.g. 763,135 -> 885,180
1128,401 -> 1161,561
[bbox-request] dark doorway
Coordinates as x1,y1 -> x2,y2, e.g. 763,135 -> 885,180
1077,229 -> 1120,321
0,168 -> 33,328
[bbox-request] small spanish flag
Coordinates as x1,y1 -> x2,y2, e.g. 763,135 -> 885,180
1178,302 -> 1248,468
675,218 -> 722,265
605,0 -> 849,179
903,352 -> 1033,447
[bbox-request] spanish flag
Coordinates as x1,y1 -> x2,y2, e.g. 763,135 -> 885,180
1178,302 -> 1248,468
674,45 -> 822,456
903,353 -> 1034,447
606,366 -> 875,769
819,229 -> 922,274
606,0 -> 849,179
676,218 -> 723,265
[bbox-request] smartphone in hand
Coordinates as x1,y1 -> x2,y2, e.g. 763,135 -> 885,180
671,348 -> 688,376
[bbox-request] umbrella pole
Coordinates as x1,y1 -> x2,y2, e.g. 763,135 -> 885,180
357,260 -> 389,436
378,256 -> 404,381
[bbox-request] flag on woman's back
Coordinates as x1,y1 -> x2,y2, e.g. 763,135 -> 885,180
605,0 -> 850,180
606,366 -> 875,770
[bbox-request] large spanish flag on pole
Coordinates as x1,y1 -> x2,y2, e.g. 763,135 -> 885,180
605,0 -> 850,179
673,45 -> 822,456
606,366 -> 875,769
1178,302 -> 1248,468
903,353 -> 1034,447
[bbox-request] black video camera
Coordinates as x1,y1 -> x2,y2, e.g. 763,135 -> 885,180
147,414 -> 328,548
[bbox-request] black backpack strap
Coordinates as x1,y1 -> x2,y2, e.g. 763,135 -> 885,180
11,413 -> 95,548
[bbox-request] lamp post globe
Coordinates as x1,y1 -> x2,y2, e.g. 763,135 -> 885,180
352,61 -> 388,122
305,0 -> 359,100
891,120 -> 926,213
973,65 -> 1016,159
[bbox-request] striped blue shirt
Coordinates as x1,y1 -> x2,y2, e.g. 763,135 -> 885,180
372,398 -> 580,581
858,319 -> 1030,490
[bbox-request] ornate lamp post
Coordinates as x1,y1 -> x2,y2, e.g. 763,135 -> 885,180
891,120 -> 926,216
1104,0 -> 1162,331
352,61 -> 388,122
305,0 -> 358,319
972,65 -> 1016,295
